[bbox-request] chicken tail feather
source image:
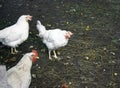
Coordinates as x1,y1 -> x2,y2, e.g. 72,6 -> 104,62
37,20 -> 41,25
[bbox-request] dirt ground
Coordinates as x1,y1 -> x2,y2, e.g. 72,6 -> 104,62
0,0 -> 120,88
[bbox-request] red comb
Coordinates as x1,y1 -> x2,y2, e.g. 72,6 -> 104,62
32,50 -> 38,56
32,50 -> 38,62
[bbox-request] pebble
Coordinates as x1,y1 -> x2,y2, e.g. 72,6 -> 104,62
57,51 -> 61,55
29,45 -> 34,48
103,47 -> 107,51
69,82 -> 72,85
32,74 -> 36,78
38,66 -> 41,69
64,62 -> 69,66
114,72 -> 118,76
110,52 -> 115,55
103,69 -> 106,72
85,56 -> 89,60
66,56 -> 71,59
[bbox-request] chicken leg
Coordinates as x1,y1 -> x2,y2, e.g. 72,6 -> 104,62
53,50 -> 58,59
48,50 -> 58,60
49,50 -> 52,60
14,48 -> 18,53
11,48 -> 18,54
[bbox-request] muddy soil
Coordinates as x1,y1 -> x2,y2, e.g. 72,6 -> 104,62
0,0 -> 120,88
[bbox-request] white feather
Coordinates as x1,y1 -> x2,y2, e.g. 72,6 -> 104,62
36,20 -> 69,50
7,52 -> 33,88
0,15 -> 29,48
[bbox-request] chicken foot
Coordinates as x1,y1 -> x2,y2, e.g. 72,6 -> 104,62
49,50 -> 59,60
11,48 -> 18,54
53,50 -> 58,59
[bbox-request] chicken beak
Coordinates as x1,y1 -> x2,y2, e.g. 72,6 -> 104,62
36,56 -> 39,59
68,31 -> 73,35
65,31 -> 73,39
27,15 -> 32,21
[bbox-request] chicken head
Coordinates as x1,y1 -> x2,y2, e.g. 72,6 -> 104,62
25,15 -> 32,21
31,50 -> 39,63
65,31 -> 73,39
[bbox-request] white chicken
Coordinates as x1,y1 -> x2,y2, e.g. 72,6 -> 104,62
36,20 -> 73,60
7,50 -> 39,88
0,15 -> 32,54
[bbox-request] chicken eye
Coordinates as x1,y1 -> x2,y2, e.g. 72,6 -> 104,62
31,54 -> 34,57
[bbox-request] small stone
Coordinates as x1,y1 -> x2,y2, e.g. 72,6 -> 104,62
66,56 -> 71,59
103,69 -> 106,72
81,13 -> 83,15
72,9 -> 76,12
112,60 -> 116,64
32,74 -> 36,78
29,45 -> 34,48
85,56 -> 89,60
64,62 -> 69,66
29,32 -> 32,34
66,21 -> 69,24
57,51 -> 61,55
110,52 -> 115,55
38,66 -> 41,69
103,47 -> 107,51
46,24 -> 51,27
69,82 -> 72,85
85,86 -> 88,88
114,72 -> 118,76
57,85 -> 60,87
85,26 -> 90,31
40,49 -> 45,52
35,64 -> 38,66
